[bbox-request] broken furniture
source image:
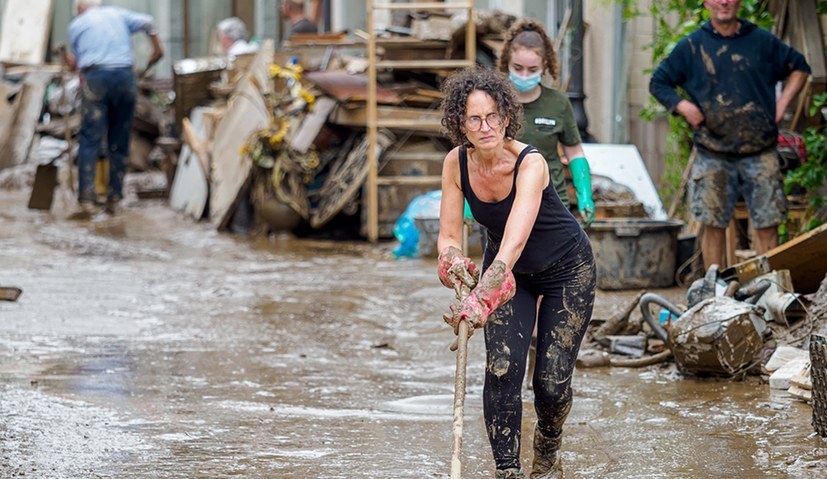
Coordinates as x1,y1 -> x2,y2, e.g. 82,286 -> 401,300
722,223 -> 827,294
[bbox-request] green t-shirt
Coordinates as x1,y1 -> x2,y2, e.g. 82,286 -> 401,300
517,86 -> 581,205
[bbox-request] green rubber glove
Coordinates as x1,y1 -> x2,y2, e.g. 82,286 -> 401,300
569,156 -> 594,226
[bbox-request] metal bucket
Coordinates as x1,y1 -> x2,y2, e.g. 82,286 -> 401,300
587,219 -> 684,290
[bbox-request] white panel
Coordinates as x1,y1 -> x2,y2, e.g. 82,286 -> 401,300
582,143 -> 667,220
0,0 -> 54,65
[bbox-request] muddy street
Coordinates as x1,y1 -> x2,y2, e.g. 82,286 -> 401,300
0,189 -> 824,478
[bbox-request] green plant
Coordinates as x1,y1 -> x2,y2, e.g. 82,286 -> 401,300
784,91 -> 827,234
640,1 -> 774,210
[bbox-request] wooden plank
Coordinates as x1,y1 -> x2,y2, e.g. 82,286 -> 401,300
765,223 -> 827,293
0,81 -> 22,167
794,0 -> 826,82
374,2 -> 472,10
367,0 -> 379,242
304,70 -> 401,104
286,96 -> 337,154
377,59 -> 474,70
169,109 -> 210,221
329,105 -> 442,132
376,176 -> 441,186
0,0 -> 53,65
0,71 -> 52,170
209,41 -> 273,229
725,219 -> 738,269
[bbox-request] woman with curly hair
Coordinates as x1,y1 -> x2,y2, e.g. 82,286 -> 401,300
498,18 -> 594,226
436,66 -> 596,479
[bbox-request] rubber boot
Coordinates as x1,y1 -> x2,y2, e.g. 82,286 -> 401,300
529,428 -> 563,479
495,468 -> 524,479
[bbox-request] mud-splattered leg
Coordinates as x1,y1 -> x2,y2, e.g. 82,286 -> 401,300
483,286 -> 537,471
531,244 -> 595,477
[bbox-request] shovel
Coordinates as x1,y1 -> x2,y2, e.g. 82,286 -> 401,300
449,221 -> 473,479
449,285 -> 471,479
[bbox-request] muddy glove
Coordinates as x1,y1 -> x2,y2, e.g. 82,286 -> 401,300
569,157 -> 594,226
443,260 -> 516,334
437,246 -> 480,299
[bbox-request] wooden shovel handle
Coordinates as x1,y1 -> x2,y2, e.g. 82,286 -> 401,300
450,285 -> 471,479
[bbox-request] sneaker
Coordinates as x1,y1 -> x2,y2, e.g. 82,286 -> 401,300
68,201 -> 100,221
104,199 -> 120,216
495,468 -> 524,479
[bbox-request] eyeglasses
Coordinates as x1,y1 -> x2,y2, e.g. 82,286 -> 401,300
465,113 -> 502,131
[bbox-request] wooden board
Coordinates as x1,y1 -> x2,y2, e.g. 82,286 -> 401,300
0,71 -> 52,170
305,70 -> 401,104
169,107 -> 210,221
791,0 -> 826,83
329,104 -> 442,132
286,96 -> 336,154
209,41 -> 273,229
0,0 -> 54,65
766,223 -> 827,294
0,81 -> 21,165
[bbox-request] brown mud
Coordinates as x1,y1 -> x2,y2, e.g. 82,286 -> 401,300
1,189 -> 825,478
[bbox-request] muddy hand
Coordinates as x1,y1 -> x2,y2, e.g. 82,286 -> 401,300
437,246 -> 479,300
445,260 -> 515,334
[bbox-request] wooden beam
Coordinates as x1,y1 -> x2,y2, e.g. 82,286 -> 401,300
367,0 -> 379,243
792,0 -> 827,83
376,176 -> 441,186
329,105 -> 442,132
765,223 -> 827,294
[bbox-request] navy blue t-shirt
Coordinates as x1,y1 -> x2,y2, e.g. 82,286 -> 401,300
649,20 -> 810,157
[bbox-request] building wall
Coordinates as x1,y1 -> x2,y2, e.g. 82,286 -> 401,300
0,0 -> 278,76
582,0 -> 679,188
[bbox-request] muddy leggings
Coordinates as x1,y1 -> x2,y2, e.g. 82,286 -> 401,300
482,237 -> 596,471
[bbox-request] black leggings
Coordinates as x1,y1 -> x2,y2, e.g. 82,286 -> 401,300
482,237 -> 596,471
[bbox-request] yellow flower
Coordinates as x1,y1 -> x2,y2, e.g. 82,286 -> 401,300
300,89 -> 315,105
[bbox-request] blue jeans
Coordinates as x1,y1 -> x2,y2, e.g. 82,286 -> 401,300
78,68 -> 136,203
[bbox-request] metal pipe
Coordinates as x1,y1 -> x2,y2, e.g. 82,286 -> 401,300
567,0 -> 593,142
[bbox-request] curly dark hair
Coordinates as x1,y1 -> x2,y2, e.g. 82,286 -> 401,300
440,66 -> 523,147
496,18 -> 558,80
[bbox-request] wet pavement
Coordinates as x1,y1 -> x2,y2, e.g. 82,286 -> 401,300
1,188 -> 825,478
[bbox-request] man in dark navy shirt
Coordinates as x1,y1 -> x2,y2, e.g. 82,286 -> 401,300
649,0 -> 810,270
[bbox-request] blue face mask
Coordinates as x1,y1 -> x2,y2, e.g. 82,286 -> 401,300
509,71 -> 542,93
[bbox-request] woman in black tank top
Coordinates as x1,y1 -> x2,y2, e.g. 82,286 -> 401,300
436,67 -> 596,479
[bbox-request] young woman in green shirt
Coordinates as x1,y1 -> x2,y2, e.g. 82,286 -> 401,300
497,18 -> 594,226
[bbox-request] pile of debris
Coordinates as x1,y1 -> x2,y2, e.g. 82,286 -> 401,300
575,224 -> 827,436
169,10 -> 525,239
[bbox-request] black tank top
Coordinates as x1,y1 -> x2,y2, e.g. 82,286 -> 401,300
459,144 -> 584,274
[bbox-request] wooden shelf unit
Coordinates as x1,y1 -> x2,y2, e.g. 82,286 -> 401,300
365,0 -> 475,242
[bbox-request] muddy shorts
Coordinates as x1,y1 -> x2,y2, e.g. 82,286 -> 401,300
689,149 -> 788,229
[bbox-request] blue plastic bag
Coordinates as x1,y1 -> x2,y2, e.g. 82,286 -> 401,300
392,191 -> 473,258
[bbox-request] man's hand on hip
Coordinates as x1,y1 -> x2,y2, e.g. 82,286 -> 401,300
676,100 -> 704,128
